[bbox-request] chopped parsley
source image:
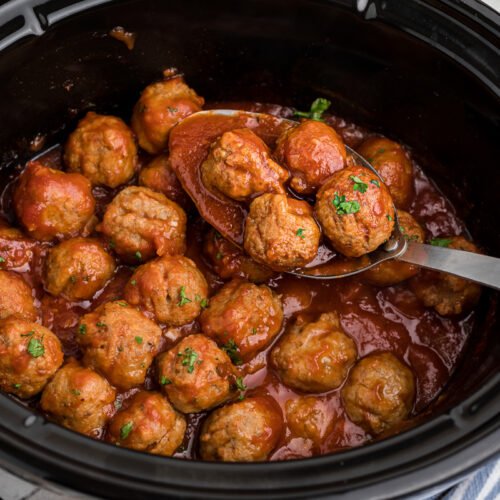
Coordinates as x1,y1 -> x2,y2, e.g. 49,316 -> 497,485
221,340 -> 242,366
370,179 -> 380,187
130,279 -> 136,286
296,228 -> 305,239
386,214 -> 393,221
12,383 -> 21,389
70,276 -> 76,284
83,276 -> 89,282
160,375 -> 171,385
109,241 -> 115,248
168,106 -> 178,113
78,324 -> 86,335
116,301 -> 127,306
96,321 -> 107,327
135,251 -> 142,260
21,331 -> 35,337
0,257 -> 4,263
332,192 -> 360,215
216,252 -> 222,260
430,238 -> 453,247
195,294 -> 208,308
235,376 -> 247,393
378,147 -> 386,154
72,389 -> 80,396
177,286 -> 192,307
213,230 -> 221,241
120,421 -> 133,440
350,175 -> 368,193
114,398 -> 122,410
27,335 -> 44,358
293,97 -> 331,122
252,328 -> 257,335
178,347 -> 199,373
135,336 -> 143,344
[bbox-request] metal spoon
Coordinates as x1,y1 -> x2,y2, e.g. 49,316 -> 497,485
189,110 -> 500,290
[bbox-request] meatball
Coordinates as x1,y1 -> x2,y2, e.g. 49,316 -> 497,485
271,312 -> 357,392
200,279 -> 283,358
97,186 -> 186,263
0,317 -> 63,398
200,128 -> 289,202
138,154 -> 192,210
410,236 -> 482,316
76,301 -> 162,389
200,396 -> 283,462
203,228 -> 274,283
131,74 -> 204,154
40,359 -> 115,435
13,161 -> 96,242
342,352 -> 415,435
362,211 -> 425,286
156,334 -> 239,413
244,194 -> 321,271
64,112 -> 138,188
0,220 -> 38,269
285,397 -> 333,444
43,237 -> 116,301
357,137 -> 414,209
107,391 -> 186,456
275,120 -> 346,194
0,270 -> 37,321
124,255 -> 208,326
315,164 -> 395,257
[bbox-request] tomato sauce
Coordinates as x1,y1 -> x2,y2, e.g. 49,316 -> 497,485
1,102 -> 474,461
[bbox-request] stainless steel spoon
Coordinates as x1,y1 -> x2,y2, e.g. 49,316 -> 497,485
192,110 -> 500,290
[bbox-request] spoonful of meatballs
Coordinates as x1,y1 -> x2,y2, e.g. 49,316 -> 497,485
167,103 -> 500,290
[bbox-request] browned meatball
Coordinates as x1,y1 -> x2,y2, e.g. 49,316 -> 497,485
13,161 -> 96,242
124,255 -> 208,326
0,270 -> 37,321
362,211 -> 425,286
131,74 -> 204,154
64,112 -> 138,188
275,120 -> 346,194
76,301 -> 162,389
97,186 -> 186,263
200,396 -> 283,462
203,228 -> 274,283
271,312 -> 357,392
342,352 -> 415,435
357,137 -> 414,209
107,391 -> 186,455
43,237 -> 116,301
156,334 -> 239,413
410,236 -> 482,316
138,154 -> 192,210
0,220 -> 38,270
285,397 -> 334,444
244,194 -> 320,271
40,359 -> 115,436
201,128 -> 289,202
0,317 -> 63,398
200,279 -> 283,358
315,164 -> 395,257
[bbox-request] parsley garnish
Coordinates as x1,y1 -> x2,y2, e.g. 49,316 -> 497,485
168,106 -> 178,112
386,214 -> 393,221
178,347 -> 199,373
177,286 -> 192,307
13,383 -> 21,389
135,336 -> 143,344
221,340 -> 242,366
96,321 -> 107,327
114,398 -> 122,409
160,375 -> 171,385
296,228 -> 305,239
116,301 -> 127,306
430,238 -> 453,247
130,279 -> 136,286
350,175 -> 368,193
0,257 -> 4,263
109,241 -> 115,248
135,251 -> 142,260
213,230 -> 221,241
216,252 -> 222,259
195,294 -> 208,308
78,324 -> 86,335
21,331 -> 35,337
83,276 -> 89,282
27,335 -> 44,358
378,148 -> 386,154
72,389 -> 80,396
70,276 -> 76,284
293,97 -> 331,122
370,179 -> 380,187
235,376 -> 246,393
120,421 -> 133,440
332,192 -> 360,215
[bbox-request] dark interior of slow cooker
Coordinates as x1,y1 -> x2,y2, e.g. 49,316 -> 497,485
0,0 -> 498,496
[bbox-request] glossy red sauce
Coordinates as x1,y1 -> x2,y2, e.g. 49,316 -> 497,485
2,102 -> 473,461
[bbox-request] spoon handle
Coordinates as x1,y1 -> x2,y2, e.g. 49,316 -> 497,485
398,242 -> 500,291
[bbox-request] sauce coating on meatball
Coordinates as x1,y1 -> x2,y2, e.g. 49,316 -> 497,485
272,312 -> 357,392
97,186 -> 186,263
285,397 -> 334,444
275,119 -> 346,194
13,161 -> 96,242
124,254 -> 208,326
201,128 -> 289,202
0,270 -> 37,321
199,396 -> 283,461
0,317 -> 63,398
107,391 -> 186,455
200,278 -> 283,359
244,193 -> 321,271
0,220 -> 38,270
64,112 -> 138,188
315,164 -> 395,257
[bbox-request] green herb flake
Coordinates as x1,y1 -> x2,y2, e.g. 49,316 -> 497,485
296,228 -> 305,239
135,251 -> 142,260
83,276 -> 89,282
72,389 -> 80,396
386,214 -> 393,221
161,375 -> 171,385
168,106 -> 178,113
252,328 -> 257,335
0,257 -> 5,263
12,383 -> 21,389
70,276 -> 76,284
378,148 -> 386,154
139,103 -> 146,113
293,97 -> 332,122
21,331 -> 35,337
114,398 -> 122,410
178,347 -> 199,373
120,421 -> 133,440
116,301 -> 127,306
78,324 -> 87,335
130,279 -> 136,286
221,340 -> 242,366
109,241 -> 115,248
195,294 -> 208,308
332,192 -> 360,215
235,376 -> 247,393
238,395 -> 245,401
350,175 -> 368,193
430,237 -> 453,247
135,336 -> 143,345
27,335 -> 44,358
216,252 -> 222,260
370,179 -> 380,188
213,230 -> 221,241
96,322 -> 107,327
177,286 -> 192,307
